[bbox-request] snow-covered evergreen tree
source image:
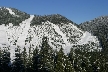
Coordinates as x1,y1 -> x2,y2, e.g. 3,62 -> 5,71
54,47 -> 66,72
39,36 -> 55,72
64,55 -> 75,72
32,46 -> 41,72
11,46 -> 25,72
0,47 -> 11,72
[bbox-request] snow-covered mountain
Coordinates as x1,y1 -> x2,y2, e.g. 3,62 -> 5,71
79,16 -> 108,52
0,7 -> 101,60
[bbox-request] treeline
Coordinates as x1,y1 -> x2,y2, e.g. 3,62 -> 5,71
30,14 -> 75,26
79,16 -> 108,53
0,37 -> 108,72
0,7 -> 30,26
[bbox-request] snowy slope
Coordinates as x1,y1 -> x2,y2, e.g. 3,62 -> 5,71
0,18 -> 102,60
0,24 -> 7,44
50,21 -> 71,47
0,15 -> 34,61
0,7 -> 102,61
17,15 -> 34,46
78,31 -> 98,45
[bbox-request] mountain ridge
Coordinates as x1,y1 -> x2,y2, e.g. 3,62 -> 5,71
79,15 -> 108,52
0,7 -> 102,60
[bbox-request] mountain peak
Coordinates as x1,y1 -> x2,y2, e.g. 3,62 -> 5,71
0,7 -> 102,60
30,13 -> 75,26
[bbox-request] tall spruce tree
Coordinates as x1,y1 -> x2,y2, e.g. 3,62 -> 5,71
64,55 -> 75,72
11,46 -> 25,72
21,47 -> 28,72
0,47 -> 11,72
26,36 -> 34,72
32,46 -> 41,72
68,48 -> 74,65
0,48 -> 3,71
54,47 -> 66,72
39,36 -> 54,72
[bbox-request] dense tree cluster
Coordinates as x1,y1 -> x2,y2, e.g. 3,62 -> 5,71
0,7 -> 30,26
0,37 -> 108,72
0,7 -> 108,71
79,16 -> 108,53
30,14 -> 76,26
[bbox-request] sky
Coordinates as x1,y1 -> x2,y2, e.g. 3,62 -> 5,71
0,0 -> 108,24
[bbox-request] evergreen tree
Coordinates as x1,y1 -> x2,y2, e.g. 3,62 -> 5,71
68,48 -> 74,65
0,48 -> 3,71
39,36 -> 54,72
26,44 -> 34,72
0,48 -> 11,72
54,47 -> 66,72
21,47 -> 28,72
32,46 -> 41,72
64,55 -> 74,72
11,46 -> 25,72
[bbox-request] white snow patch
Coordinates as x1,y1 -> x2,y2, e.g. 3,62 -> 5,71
78,31 -> 98,45
77,31 -> 102,51
0,25 -> 8,44
0,15 -> 34,62
17,15 -> 34,46
6,8 -> 15,15
6,8 -> 19,17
